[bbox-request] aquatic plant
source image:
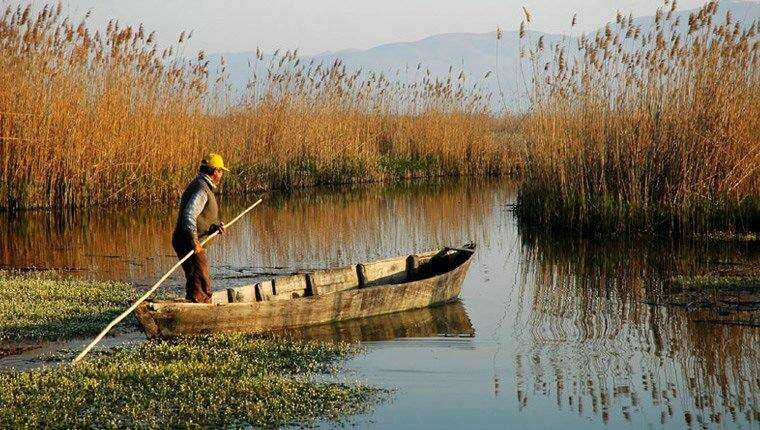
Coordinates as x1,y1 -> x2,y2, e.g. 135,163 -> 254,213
0,272 -> 134,342
0,1 -> 513,210
514,1 -> 760,235
0,335 -> 385,428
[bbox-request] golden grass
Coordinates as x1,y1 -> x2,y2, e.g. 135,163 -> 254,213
0,2 -> 513,210
515,1 -> 760,234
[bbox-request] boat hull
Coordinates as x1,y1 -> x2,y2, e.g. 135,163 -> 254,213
136,246 -> 474,339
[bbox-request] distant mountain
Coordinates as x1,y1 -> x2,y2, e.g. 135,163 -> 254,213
211,29 -> 551,110
309,30 -> 556,109
210,1 -> 759,110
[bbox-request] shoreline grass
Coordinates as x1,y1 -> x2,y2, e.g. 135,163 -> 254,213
0,272 -> 135,343
0,335 -> 385,428
691,231 -> 759,242
515,187 -> 760,236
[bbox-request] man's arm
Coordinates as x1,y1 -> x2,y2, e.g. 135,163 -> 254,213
179,189 -> 208,245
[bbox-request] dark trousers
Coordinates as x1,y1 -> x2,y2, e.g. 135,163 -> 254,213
172,233 -> 213,303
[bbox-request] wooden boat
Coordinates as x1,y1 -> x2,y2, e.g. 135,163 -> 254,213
136,244 -> 476,339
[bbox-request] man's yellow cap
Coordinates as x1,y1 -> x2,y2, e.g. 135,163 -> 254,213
201,153 -> 230,172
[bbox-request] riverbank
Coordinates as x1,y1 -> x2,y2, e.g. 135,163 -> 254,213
662,261 -> 760,326
4,1 -> 759,239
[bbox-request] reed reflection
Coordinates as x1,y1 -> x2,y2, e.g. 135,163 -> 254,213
515,230 -> 760,428
0,180 -> 504,290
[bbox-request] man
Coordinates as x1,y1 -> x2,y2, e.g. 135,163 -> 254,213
173,153 -> 229,303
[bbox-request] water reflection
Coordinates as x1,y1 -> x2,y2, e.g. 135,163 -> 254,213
275,301 -> 474,342
0,180 -> 503,290
515,230 -> 760,428
2,179 -> 758,428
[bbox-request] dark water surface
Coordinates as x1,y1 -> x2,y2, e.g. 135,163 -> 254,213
1,180 -> 758,429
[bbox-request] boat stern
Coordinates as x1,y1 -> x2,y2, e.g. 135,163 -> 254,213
135,301 -> 160,339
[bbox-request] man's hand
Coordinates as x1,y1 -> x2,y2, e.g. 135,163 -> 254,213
193,240 -> 204,254
209,223 -> 225,235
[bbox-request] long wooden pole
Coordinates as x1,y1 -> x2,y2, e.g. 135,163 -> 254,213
72,197 -> 264,364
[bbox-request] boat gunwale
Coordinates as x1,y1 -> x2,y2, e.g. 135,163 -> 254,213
144,245 -> 475,310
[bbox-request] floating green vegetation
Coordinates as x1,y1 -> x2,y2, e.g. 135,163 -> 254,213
0,272 -> 135,342
0,335 -> 384,428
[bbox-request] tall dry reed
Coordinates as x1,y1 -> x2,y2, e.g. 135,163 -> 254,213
515,1 -> 760,234
0,2 -> 513,210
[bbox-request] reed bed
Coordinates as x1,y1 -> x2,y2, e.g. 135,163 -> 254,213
514,1 -> 760,234
0,2 -> 511,210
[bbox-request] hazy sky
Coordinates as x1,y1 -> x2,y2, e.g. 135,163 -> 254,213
57,0 -> 713,55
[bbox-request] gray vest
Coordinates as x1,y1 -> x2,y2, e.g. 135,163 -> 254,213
174,176 -> 219,241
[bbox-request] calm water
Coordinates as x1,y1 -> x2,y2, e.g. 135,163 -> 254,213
1,179 -> 758,429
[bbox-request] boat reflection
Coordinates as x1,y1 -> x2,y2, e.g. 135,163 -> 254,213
272,301 -> 474,342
